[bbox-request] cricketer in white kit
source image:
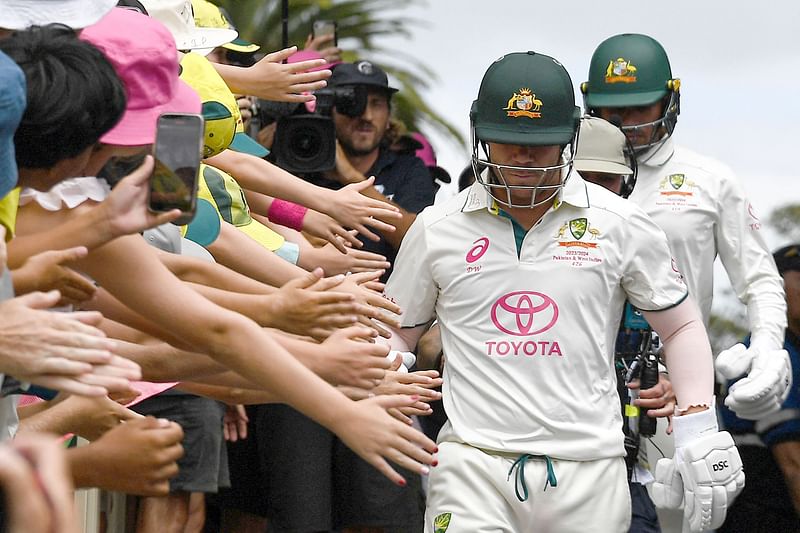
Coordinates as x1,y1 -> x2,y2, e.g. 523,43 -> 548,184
582,34 -> 790,423
383,51 -> 744,533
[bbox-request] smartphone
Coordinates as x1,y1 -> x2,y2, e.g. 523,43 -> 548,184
312,19 -> 337,46
149,113 -> 204,226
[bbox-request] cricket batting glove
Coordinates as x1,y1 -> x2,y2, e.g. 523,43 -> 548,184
716,343 -> 791,420
650,408 -> 744,532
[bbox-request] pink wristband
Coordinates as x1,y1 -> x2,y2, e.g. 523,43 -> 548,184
267,199 -> 307,231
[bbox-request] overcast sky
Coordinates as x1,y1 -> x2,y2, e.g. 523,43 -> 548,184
375,0 -> 799,319
378,0 -> 798,222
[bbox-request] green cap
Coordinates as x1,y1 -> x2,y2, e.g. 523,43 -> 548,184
583,34 -> 673,108
471,51 -> 580,146
184,198 -> 221,246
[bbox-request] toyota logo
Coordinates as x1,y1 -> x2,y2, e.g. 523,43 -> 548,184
466,237 -> 490,263
490,291 -> 559,336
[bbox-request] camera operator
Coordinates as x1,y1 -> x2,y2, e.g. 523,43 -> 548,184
302,60 -> 436,280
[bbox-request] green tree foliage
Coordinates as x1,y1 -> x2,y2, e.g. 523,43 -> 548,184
769,203 -> 800,242
215,0 -> 464,148
707,202 -> 800,354
707,313 -> 748,356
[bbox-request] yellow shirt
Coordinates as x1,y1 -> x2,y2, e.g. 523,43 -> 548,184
0,189 -> 20,240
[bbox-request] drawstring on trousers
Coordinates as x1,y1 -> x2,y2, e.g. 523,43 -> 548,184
507,453 -> 558,502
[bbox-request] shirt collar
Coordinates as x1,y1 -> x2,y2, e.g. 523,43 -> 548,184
462,181 -> 491,212
556,172 -> 590,209
639,135 -> 675,167
462,169 -> 590,214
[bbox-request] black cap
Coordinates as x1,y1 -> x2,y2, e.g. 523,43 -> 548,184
329,61 -> 398,93
116,0 -> 148,15
774,244 -> 800,274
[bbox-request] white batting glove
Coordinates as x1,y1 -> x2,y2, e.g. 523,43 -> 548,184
716,343 -> 791,419
650,408 -> 745,532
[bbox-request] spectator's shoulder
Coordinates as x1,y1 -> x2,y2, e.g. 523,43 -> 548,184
387,151 -> 430,177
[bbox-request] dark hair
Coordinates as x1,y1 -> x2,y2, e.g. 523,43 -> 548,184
0,24 -> 126,169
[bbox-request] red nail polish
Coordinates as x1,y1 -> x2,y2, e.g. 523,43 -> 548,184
434,446 -> 439,453
432,460 -> 439,467
397,478 -> 407,487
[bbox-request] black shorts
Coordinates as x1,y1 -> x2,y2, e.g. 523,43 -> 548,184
214,404 -> 268,516
219,404 -> 424,532
132,392 -> 229,493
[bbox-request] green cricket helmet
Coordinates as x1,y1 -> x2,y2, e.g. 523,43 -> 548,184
470,51 -> 581,208
581,34 -> 680,152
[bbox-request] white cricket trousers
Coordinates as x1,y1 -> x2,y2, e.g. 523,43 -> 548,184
425,441 -> 631,533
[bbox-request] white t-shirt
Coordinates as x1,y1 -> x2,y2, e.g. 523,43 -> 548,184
19,177 -> 110,210
384,176 -> 687,460
630,137 -> 786,350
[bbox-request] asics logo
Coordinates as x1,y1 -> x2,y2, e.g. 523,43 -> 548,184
490,291 -> 559,336
466,237 -> 489,263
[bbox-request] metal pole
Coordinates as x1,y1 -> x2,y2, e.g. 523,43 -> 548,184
281,0 -> 289,52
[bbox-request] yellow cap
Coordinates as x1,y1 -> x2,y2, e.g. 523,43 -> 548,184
198,163 -> 285,251
191,0 -> 260,54
180,52 -> 268,158
179,52 -> 239,158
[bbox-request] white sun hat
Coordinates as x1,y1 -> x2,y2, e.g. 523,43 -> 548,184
574,116 -> 633,175
0,0 -> 118,30
138,0 -> 237,55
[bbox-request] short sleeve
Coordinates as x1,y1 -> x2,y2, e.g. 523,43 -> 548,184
621,208 -> 688,311
383,214 -> 438,327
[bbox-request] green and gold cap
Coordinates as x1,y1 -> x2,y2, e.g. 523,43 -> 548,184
583,33 -> 673,109
471,51 -> 580,146
179,52 -> 237,158
180,52 -> 267,158
191,0 -> 260,54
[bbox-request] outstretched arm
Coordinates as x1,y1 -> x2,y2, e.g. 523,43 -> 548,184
8,157 -> 177,268
205,149 -> 401,244
71,234 -> 435,484
213,46 -> 330,103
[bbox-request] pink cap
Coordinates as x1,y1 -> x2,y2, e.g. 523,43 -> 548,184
80,8 -> 201,145
288,49 -> 339,72
412,132 -> 437,167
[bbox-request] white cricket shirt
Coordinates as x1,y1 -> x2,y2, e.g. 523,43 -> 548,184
385,176 -> 687,460
630,138 -> 786,350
